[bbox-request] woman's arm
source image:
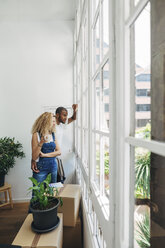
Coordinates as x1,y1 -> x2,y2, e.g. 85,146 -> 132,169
32,133 -> 45,161
40,139 -> 61,158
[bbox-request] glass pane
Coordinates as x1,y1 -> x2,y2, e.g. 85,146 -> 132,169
102,60 -> 110,131
77,43 -> 81,76
104,137 -> 109,196
78,128 -> 81,156
83,93 -> 88,128
93,16 -> 100,72
93,0 -> 99,13
88,199 -> 94,233
83,14 -> 88,61
94,73 -> 100,130
135,0 -> 140,5
95,133 -> 100,188
150,153 -> 165,246
76,3 -> 81,37
134,147 -> 151,248
81,0 -> 85,7
78,82 -> 81,128
77,75 -> 81,103
134,148 -> 165,247
82,59 -> 88,92
82,129 -> 88,170
103,241 -> 107,248
102,0 -> 109,57
134,3 -> 151,138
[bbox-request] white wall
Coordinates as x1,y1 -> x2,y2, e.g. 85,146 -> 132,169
0,15 -> 75,201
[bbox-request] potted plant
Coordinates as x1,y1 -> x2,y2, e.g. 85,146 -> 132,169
0,137 -> 25,187
28,173 -> 62,233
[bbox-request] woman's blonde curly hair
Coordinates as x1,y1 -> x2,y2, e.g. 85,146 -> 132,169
31,112 -> 56,136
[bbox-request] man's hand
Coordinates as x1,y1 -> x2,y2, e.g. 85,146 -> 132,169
31,159 -> 40,173
68,104 -> 78,124
72,104 -> 78,112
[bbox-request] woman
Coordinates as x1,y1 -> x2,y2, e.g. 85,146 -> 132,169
31,112 -> 61,183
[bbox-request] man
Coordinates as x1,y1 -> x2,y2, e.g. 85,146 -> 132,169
55,104 -> 78,183
55,104 -> 78,149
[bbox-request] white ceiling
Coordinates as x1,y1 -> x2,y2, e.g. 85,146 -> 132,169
0,0 -> 77,21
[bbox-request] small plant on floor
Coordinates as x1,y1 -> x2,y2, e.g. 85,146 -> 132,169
0,137 -> 25,186
135,213 -> 150,248
0,137 -> 25,175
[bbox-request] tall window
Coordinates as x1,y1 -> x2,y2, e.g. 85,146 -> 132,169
74,0 -> 165,248
124,0 -> 165,247
74,0 -> 110,247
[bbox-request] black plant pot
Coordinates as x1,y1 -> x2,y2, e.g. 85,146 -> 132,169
0,174 -> 5,187
30,197 -> 60,233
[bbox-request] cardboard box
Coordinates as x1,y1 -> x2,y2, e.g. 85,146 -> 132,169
63,216 -> 83,248
12,213 -> 63,248
58,184 -> 81,227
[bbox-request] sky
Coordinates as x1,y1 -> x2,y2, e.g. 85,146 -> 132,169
135,3 -> 150,69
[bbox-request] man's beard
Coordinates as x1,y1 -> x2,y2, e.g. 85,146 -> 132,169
59,117 -> 65,124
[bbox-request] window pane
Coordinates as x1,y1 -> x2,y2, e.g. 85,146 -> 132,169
93,0 -> 99,13
134,3 -> 151,137
102,0 -> 109,57
135,0 -> 140,5
78,128 -> 81,156
82,13 -> 88,62
77,43 -> 81,76
76,4 -> 81,38
134,148 -> 165,247
82,59 -> 88,92
104,137 -> 109,196
134,147 -> 150,248
102,60 -> 110,131
94,73 -> 100,130
93,16 -> 100,72
82,129 -> 88,171
83,93 -> 88,128
95,133 -> 100,188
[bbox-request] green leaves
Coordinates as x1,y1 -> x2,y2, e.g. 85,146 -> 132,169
135,151 -> 150,199
96,151 -> 109,176
28,173 -> 61,210
135,213 -> 150,248
135,123 -> 151,199
0,137 -> 25,175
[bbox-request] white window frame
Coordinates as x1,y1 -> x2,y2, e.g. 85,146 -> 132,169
114,0 -> 165,247
74,0 -> 114,247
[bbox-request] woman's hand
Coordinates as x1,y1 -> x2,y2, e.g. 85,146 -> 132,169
38,136 -> 46,147
31,159 -> 40,173
39,151 -> 46,157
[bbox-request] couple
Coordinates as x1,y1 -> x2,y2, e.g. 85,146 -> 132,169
31,105 -> 78,184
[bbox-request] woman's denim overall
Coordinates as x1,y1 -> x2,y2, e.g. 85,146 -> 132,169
33,133 -> 58,183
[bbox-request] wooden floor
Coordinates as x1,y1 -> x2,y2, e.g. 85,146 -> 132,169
0,202 -> 29,245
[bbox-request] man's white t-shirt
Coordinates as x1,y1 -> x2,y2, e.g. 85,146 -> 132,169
55,120 -> 68,158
